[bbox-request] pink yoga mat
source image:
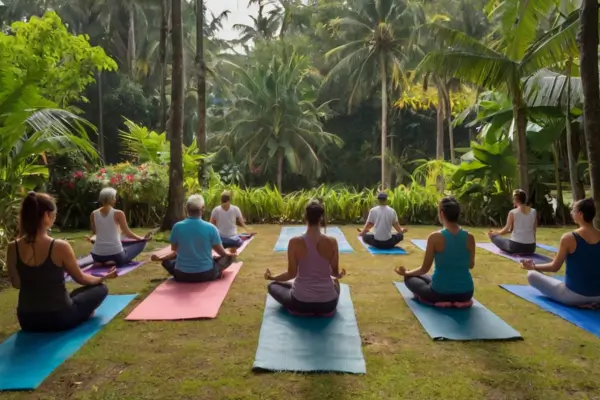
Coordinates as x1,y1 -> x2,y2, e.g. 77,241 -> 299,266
152,236 -> 254,259
125,262 -> 243,320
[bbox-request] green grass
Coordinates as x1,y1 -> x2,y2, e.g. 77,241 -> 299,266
1,225 -> 599,399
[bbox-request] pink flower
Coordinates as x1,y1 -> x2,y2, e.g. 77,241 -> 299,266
126,174 -> 134,182
67,182 -> 75,189
99,168 -> 106,173
110,177 -> 118,185
72,171 -> 84,179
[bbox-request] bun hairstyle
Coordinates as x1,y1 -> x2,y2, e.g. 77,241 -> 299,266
306,198 -> 325,229
20,191 -> 56,242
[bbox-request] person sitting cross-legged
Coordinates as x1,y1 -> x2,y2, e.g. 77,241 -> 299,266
395,197 -> 475,307
265,200 -> 346,316
151,194 -> 236,283
358,191 -> 407,249
521,198 -> 600,308
210,190 -> 255,249
488,189 -> 537,255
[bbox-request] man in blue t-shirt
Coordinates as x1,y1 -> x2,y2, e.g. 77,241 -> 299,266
151,194 -> 236,282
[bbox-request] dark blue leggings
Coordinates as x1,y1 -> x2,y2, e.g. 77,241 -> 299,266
91,240 -> 147,266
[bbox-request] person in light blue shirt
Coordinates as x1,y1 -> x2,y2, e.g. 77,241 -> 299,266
151,194 -> 236,282
395,197 -> 475,306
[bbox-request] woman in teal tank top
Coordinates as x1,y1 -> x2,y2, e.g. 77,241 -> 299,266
395,197 -> 476,305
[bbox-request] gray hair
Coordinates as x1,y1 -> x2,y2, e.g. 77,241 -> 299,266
186,194 -> 205,212
99,187 -> 117,205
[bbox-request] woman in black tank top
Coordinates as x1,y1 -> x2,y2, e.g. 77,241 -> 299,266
6,192 -> 117,332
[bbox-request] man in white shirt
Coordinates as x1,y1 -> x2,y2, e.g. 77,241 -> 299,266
210,190 -> 254,248
358,192 -> 407,249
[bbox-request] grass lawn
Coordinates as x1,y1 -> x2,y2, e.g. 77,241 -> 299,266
1,225 -> 600,400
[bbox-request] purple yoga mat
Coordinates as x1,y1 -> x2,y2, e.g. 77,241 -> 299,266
476,243 -> 553,263
65,261 -> 146,282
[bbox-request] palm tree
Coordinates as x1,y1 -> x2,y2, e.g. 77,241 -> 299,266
418,6 -> 580,191
233,1 -> 281,45
578,0 -> 600,224
161,0 -> 185,230
195,0 -> 206,185
214,48 -> 343,191
323,0 -> 425,189
159,0 -> 170,132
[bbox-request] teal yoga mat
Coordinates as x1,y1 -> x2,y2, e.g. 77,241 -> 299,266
253,284 -> 366,373
273,226 -> 353,253
394,282 -> 522,341
0,294 -> 136,391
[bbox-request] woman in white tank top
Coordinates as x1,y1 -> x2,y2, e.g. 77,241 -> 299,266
89,188 -> 150,267
488,189 -> 537,255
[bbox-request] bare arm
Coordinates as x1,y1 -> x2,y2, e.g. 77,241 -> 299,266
527,234 -> 572,273
116,211 -> 144,241
6,242 -> 20,289
496,212 -> 514,236
209,217 -> 217,226
329,239 -> 340,278
212,243 -> 228,257
358,222 -> 374,236
90,212 -> 96,235
59,241 -> 106,286
392,221 -> 406,234
236,215 -> 249,231
404,233 -> 438,277
270,239 -> 298,282
467,233 -> 476,269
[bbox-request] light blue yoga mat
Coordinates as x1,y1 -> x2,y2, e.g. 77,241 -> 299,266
394,282 -> 522,341
501,283 -> 600,338
273,226 -> 353,253
0,295 -> 136,391
537,243 -> 558,253
253,284 -> 366,373
411,239 -> 427,251
358,236 -> 407,255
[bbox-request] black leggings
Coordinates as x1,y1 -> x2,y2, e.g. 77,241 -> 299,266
363,233 -> 403,249
268,282 -> 340,314
162,255 -> 235,283
405,275 -> 473,303
17,284 -> 109,332
491,236 -> 536,255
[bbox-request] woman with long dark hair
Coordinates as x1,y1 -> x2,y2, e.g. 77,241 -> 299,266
6,192 -> 116,332
264,200 -> 346,315
488,189 -> 537,255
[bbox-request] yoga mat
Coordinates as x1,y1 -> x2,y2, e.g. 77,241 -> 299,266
476,242 -> 553,263
0,294 -> 136,391
537,243 -> 558,253
394,282 -> 522,341
77,255 -> 94,268
273,226 -> 353,253
358,236 -> 407,255
411,239 -> 427,251
125,262 -> 243,320
500,284 -> 600,338
253,283 -> 366,373
65,261 -> 146,282
152,236 -> 254,260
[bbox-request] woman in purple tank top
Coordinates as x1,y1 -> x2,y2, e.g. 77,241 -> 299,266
265,200 -> 346,315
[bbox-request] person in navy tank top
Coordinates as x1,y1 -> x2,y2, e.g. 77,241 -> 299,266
522,198 -> 600,307
264,200 -> 346,315
395,197 -> 476,306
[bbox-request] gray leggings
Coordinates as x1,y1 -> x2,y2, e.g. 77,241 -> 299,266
528,271 -> 600,306
405,275 -> 473,303
491,236 -> 536,255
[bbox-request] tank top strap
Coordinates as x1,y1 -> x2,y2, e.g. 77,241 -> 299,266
46,239 -> 56,263
13,240 -> 21,262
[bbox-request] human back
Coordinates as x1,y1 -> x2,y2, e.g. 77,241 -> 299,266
211,204 -> 241,238
291,233 -> 338,303
369,204 -> 397,241
431,229 -> 474,294
91,207 -> 123,256
510,206 -> 536,244
171,217 -> 220,273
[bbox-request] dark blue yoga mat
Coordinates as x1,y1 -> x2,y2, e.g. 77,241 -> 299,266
0,295 -> 136,391
253,284 -> 366,373
358,236 -> 407,255
394,282 -> 522,341
500,284 -> 600,338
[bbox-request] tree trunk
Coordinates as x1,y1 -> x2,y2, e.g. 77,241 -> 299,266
276,148 -> 284,192
128,2 -> 136,77
161,0 -> 186,230
379,56 -> 388,190
513,96 -> 530,191
436,83 -> 444,160
553,143 -> 566,224
159,0 -> 170,133
565,59 -> 584,202
97,71 -> 104,162
196,0 -> 207,186
578,0 -> 600,226
444,84 -> 455,163
571,122 -> 587,198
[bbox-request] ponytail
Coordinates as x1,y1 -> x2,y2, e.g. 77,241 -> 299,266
19,191 -> 56,243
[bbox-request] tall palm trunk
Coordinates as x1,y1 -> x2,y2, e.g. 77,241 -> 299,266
578,0 -> 600,226
159,0 -> 170,133
443,83 -> 455,163
565,58 -> 584,202
276,148 -> 284,192
196,0 -> 207,186
161,0 -> 185,230
436,84 -> 444,160
97,71 -> 104,161
513,94 -> 529,191
379,56 -> 388,190
127,2 -> 136,77
553,143 -> 566,224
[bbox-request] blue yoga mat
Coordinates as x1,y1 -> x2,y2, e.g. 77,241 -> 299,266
394,282 -> 522,341
358,236 -> 407,255
253,284 -> 366,373
411,239 -> 427,251
273,226 -> 353,253
501,283 -> 600,338
0,295 -> 136,391
537,243 -> 558,253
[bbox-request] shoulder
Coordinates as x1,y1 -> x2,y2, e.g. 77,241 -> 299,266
233,205 -> 242,213
324,235 -> 338,245
53,239 -> 72,253
466,232 -> 475,244
561,232 -> 575,243
211,206 -> 221,213
428,231 -> 443,241
114,209 -> 125,217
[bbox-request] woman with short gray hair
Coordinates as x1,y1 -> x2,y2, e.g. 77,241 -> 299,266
89,187 -> 150,267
